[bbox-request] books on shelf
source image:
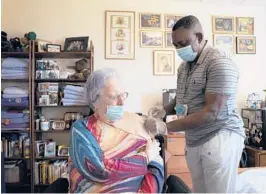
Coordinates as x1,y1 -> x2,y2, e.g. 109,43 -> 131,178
34,160 -> 68,185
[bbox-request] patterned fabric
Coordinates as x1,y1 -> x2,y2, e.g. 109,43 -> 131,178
176,42 -> 245,147
69,115 -> 164,193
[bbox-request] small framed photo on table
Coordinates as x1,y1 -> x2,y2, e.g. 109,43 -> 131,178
58,145 -> 69,157
153,50 -> 175,76
236,36 -> 256,54
47,44 -> 61,52
37,39 -> 52,52
64,36 -> 89,52
212,16 -> 235,34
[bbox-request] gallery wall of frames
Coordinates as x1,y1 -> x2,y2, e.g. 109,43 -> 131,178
105,11 -> 256,76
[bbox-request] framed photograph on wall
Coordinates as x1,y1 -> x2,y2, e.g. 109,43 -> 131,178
153,50 -> 175,76
165,14 -> 183,29
236,36 -> 256,54
213,34 -> 234,55
212,16 -> 235,34
140,31 -> 163,48
105,10 -> 135,60
139,13 -> 162,29
165,31 -> 174,48
236,17 -> 254,35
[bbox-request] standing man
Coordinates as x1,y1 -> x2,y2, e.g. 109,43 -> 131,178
149,15 -> 245,193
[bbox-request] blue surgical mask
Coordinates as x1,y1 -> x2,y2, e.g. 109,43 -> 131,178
106,105 -> 124,121
176,45 -> 198,62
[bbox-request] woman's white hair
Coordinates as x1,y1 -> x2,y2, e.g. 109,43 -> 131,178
84,68 -> 120,107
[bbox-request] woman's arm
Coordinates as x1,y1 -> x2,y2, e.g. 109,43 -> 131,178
70,120 -> 148,183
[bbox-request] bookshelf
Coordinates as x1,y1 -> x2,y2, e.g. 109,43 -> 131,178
1,40 -> 94,193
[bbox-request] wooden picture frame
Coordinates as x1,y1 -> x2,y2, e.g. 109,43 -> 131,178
139,13 -> 162,29
212,16 -> 235,34
236,17 -> 254,35
58,145 -> 69,157
47,44 -> 61,52
164,14 -> 184,30
64,36 -> 89,52
105,10 -> 135,60
236,36 -> 256,54
37,39 -> 52,52
213,34 -> 234,55
140,31 -> 163,48
153,50 -> 175,76
165,31 -> 174,48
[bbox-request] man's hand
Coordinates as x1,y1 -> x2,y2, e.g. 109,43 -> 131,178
144,117 -> 167,137
148,106 -> 166,119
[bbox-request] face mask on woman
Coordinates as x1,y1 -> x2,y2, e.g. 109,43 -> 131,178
106,105 -> 124,121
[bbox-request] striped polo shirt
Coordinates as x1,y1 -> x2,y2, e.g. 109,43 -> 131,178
176,42 -> 245,147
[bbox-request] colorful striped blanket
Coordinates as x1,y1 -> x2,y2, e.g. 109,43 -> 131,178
69,114 -> 164,193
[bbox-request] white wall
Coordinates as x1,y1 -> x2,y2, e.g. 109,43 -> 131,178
2,0 -> 266,114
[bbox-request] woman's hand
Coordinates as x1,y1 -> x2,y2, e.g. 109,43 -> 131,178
145,139 -> 161,163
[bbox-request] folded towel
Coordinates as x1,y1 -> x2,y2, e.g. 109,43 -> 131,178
2,67 -> 29,71
1,111 -> 27,119
63,93 -> 84,100
1,75 -> 29,79
64,85 -> 84,93
3,87 -> 29,95
2,116 -> 29,124
1,123 -> 29,129
2,97 -> 29,103
2,94 -> 29,98
64,90 -> 84,97
61,98 -> 87,105
1,100 -> 29,107
1,69 -> 28,74
2,58 -> 29,68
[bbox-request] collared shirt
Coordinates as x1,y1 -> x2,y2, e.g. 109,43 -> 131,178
176,42 -> 245,147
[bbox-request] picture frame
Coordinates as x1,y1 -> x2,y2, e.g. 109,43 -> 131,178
64,36 -> 89,52
236,17 -> 254,35
105,10 -> 135,60
212,16 -> 235,34
165,14 -> 184,29
139,13 -> 162,29
165,31 -> 174,48
45,141 -> 56,157
51,120 -> 66,130
236,36 -> 256,54
213,34 -> 234,55
140,31 -> 163,48
58,145 -> 69,157
36,141 -> 46,157
153,50 -> 175,76
47,44 -> 61,52
37,39 -> 52,52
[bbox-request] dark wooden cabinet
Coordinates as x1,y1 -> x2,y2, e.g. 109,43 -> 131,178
246,146 -> 266,167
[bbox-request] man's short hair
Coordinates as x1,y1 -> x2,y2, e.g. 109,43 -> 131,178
172,15 -> 200,31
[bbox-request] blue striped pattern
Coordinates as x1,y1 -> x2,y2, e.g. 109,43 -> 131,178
176,44 -> 245,146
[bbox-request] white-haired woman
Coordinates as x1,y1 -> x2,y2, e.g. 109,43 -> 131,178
69,68 -> 164,193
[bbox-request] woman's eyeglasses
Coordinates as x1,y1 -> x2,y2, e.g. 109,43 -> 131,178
105,92 -> 129,101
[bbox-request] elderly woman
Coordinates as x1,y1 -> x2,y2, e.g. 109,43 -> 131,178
69,68 -> 165,193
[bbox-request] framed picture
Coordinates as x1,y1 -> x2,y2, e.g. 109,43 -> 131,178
58,145 -> 69,156
213,34 -> 234,55
236,36 -> 256,54
236,17 -> 254,35
165,14 -> 183,29
47,44 -> 61,52
153,50 -> 175,76
36,141 -> 45,157
105,11 -> 135,60
140,13 -> 161,29
140,31 -> 163,48
212,16 -> 235,34
37,39 -> 52,52
165,31 -> 174,48
64,36 -> 89,52
45,142 -> 56,157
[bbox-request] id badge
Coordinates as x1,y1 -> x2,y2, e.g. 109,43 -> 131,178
175,104 -> 188,118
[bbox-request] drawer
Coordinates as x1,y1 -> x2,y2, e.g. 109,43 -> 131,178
166,137 -> 185,156
170,173 -> 193,190
166,156 -> 189,174
259,154 -> 266,166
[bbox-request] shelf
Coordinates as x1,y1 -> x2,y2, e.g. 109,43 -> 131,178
1,52 -> 29,58
1,79 -> 29,82
35,105 -> 89,108
35,156 -> 68,160
35,52 -> 91,58
4,157 -> 30,160
6,183 -> 30,187
35,130 -> 70,133
2,129 -> 30,133
35,184 -> 50,187
2,105 -> 29,109
35,79 -> 87,83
